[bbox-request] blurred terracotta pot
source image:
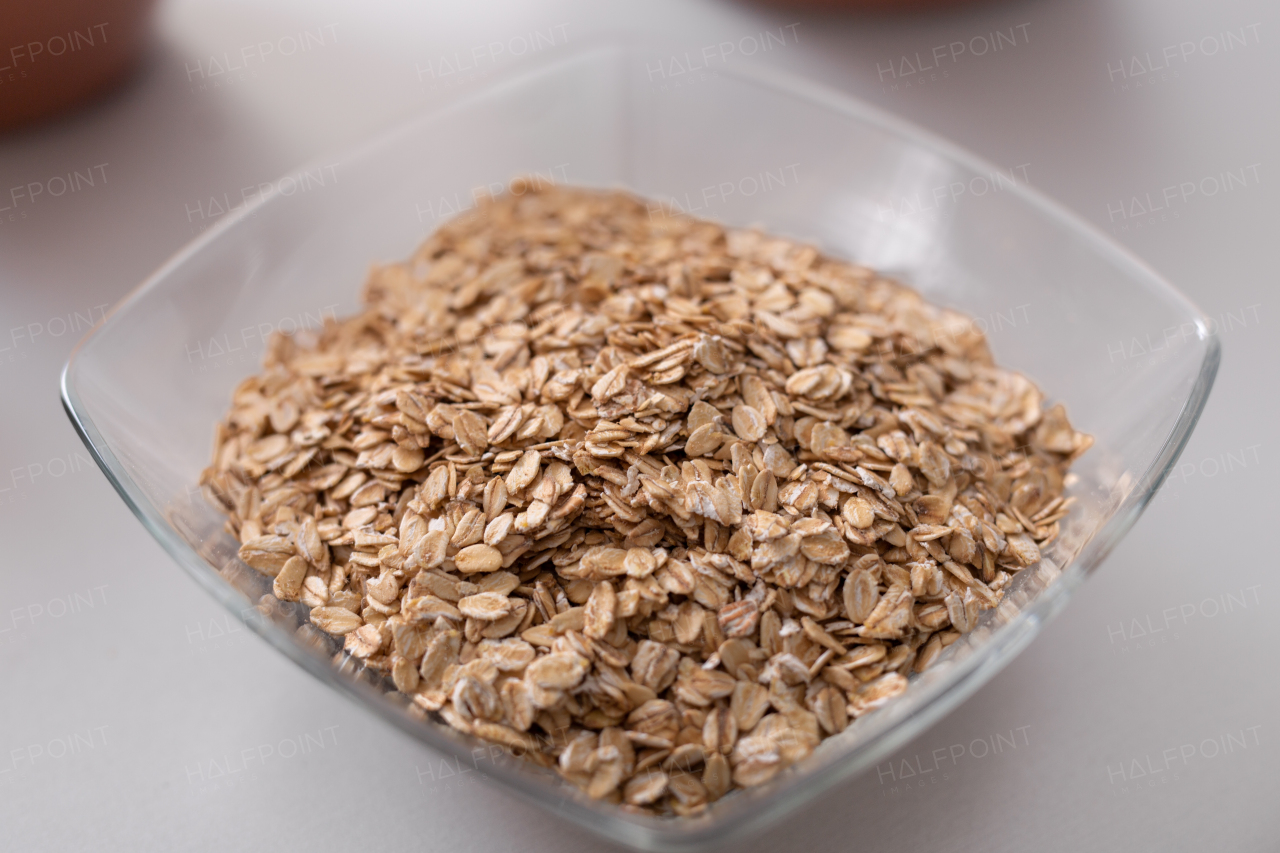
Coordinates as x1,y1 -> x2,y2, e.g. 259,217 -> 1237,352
0,0 -> 157,131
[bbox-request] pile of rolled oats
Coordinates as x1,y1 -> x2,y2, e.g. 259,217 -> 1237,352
202,185 -> 1089,815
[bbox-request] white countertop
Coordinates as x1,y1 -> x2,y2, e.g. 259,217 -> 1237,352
2,0 -> 1276,849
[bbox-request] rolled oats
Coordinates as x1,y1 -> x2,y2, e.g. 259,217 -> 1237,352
204,185 -> 1089,815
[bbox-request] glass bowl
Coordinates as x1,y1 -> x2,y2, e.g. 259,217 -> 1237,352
61,41 -> 1218,851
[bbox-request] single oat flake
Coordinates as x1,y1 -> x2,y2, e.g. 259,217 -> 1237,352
202,185 -> 1090,816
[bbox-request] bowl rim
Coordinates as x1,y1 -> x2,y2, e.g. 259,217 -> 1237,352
60,37 -> 1220,851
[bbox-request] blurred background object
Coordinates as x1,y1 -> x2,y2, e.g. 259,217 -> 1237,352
753,0 -> 996,11
0,0 -> 158,131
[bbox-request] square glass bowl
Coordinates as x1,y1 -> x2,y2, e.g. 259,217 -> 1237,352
61,42 -> 1217,851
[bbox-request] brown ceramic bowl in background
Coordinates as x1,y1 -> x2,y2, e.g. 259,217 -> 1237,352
0,0 -> 157,131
